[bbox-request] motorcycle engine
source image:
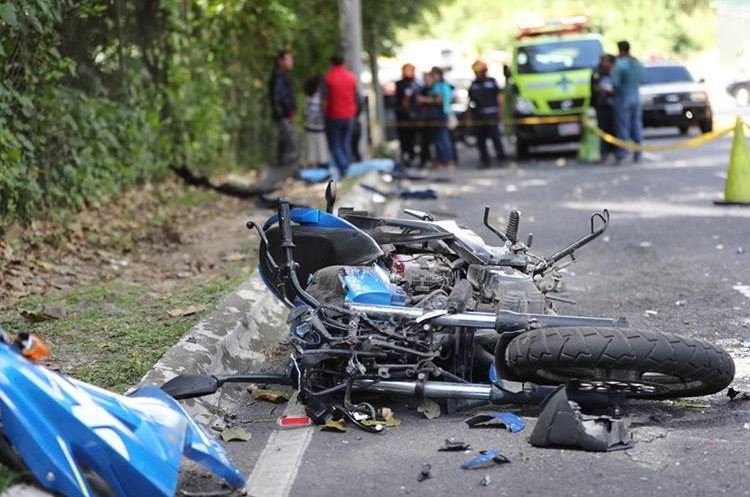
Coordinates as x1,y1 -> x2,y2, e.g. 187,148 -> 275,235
467,264 -> 546,314
389,254 -> 453,294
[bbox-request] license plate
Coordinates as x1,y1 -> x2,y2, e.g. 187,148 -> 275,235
558,122 -> 580,136
664,103 -> 684,115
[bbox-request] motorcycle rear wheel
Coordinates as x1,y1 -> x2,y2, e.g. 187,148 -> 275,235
505,327 -> 735,399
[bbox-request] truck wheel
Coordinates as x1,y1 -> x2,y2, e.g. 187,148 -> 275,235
699,119 -> 713,134
505,327 -> 734,399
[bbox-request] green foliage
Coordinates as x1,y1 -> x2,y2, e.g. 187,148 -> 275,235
0,0 -> 380,228
407,0 -> 716,57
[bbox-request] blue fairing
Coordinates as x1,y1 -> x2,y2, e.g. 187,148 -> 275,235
262,207 -> 358,231
0,342 -> 245,497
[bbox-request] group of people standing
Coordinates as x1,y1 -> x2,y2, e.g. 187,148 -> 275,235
395,61 -> 507,170
268,50 -> 360,184
590,40 -> 645,164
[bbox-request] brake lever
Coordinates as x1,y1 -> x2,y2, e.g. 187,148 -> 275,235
246,220 -> 280,272
532,209 -> 609,275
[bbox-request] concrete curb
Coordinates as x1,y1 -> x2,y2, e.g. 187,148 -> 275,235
138,171 -> 387,424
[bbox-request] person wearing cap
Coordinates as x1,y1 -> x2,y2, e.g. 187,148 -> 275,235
395,63 -> 421,167
468,60 -> 507,168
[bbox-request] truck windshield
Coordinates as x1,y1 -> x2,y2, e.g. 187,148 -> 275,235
516,39 -> 603,74
643,66 -> 694,84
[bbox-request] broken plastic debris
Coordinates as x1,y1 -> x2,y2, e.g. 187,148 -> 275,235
220,426 -> 252,442
644,310 -> 658,317
638,241 -> 652,248
716,244 -> 724,250
438,438 -> 471,452
417,398 -> 441,419
742,337 -> 750,348
675,300 -> 687,307
480,475 -> 491,486
417,463 -> 432,482
464,412 -> 525,432
528,386 -> 632,452
727,387 -> 750,400
461,450 -> 511,470
737,247 -> 745,255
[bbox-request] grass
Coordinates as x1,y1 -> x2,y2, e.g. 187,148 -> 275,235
0,268 -> 248,393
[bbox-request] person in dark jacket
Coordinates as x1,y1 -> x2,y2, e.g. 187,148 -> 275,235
268,49 -> 299,173
468,60 -> 506,168
395,63 -> 420,166
590,54 -> 617,162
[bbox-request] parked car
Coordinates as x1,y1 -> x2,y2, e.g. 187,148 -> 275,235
640,63 -> 713,135
727,78 -> 750,107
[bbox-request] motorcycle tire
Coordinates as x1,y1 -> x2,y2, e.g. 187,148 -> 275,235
505,327 -> 734,399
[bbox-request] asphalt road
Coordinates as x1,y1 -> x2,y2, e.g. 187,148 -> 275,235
226,126 -> 750,497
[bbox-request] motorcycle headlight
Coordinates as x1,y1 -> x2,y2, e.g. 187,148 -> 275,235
689,91 -> 708,102
514,97 -> 535,115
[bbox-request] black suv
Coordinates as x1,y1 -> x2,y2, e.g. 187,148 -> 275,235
640,63 -> 713,134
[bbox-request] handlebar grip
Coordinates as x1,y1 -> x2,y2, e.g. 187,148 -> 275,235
277,198 -> 295,249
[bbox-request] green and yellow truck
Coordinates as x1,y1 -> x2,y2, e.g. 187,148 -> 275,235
504,17 -> 603,158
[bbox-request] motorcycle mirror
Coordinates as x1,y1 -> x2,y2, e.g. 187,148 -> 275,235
325,180 -> 337,214
161,374 -> 222,400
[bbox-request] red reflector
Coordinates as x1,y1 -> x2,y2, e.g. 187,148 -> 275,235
278,416 -> 312,427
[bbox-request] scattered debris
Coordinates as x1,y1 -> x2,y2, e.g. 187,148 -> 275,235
166,304 -> 206,318
362,417 -> 401,428
644,310 -> 658,317
631,426 -> 669,443
380,407 -> 394,421
277,415 -> 313,428
742,337 -> 750,348
417,398 -> 441,419
438,438 -> 471,452
727,387 -> 750,400
250,388 -> 289,403
638,241 -> 652,248
671,400 -> 709,409
737,247 -> 745,255
220,426 -> 252,442
461,450 -> 511,470
417,464 -> 432,482
320,419 -> 347,432
675,300 -> 687,307
528,386 -> 632,452
716,244 -> 724,250
18,303 -> 65,322
479,475 -> 491,486
464,412 -> 525,433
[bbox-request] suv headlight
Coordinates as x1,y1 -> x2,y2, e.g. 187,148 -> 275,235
689,91 -> 708,102
514,97 -> 535,115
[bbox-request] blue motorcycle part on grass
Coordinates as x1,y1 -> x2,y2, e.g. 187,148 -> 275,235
0,341 -> 245,497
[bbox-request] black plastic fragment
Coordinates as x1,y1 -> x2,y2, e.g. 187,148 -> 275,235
528,386 -> 632,452
417,463 -> 432,482
438,438 -> 471,452
727,387 -> 750,400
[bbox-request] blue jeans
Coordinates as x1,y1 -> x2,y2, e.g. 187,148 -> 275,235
432,123 -> 452,165
326,118 -> 354,174
614,99 -> 643,161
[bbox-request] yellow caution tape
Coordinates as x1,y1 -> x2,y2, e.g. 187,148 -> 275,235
583,118 -> 735,152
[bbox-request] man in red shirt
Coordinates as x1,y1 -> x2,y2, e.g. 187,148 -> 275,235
323,54 -> 359,174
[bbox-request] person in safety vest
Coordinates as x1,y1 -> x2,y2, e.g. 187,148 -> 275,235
468,60 -> 507,168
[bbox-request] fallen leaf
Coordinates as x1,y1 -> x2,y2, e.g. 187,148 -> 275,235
320,419 -> 347,432
362,417 -> 402,428
250,388 -> 289,403
167,304 -> 206,317
672,400 -> 710,409
417,398 -> 441,420
220,426 -> 252,442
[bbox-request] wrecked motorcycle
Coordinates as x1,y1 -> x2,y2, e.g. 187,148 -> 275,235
0,330 -> 245,497
163,182 -> 735,421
